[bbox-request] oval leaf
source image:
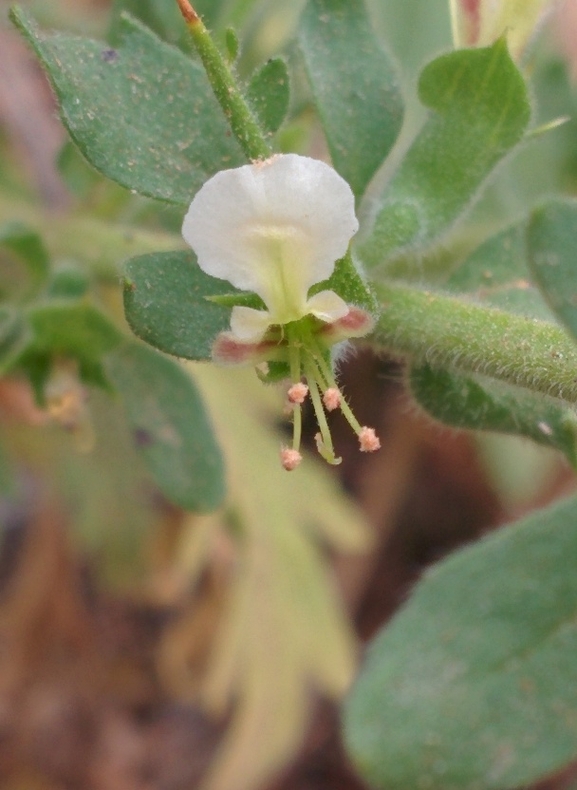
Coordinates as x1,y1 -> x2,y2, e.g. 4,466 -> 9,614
345,493 -> 577,789
246,58 -> 290,135
528,198 -> 577,341
20,301 -> 123,392
0,221 -> 50,300
11,8 -> 245,205
448,222 -> 556,321
105,342 -> 225,512
361,40 -> 531,267
298,0 -> 403,200
410,364 -> 577,467
123,250 -> 234,361
26,302 -> 122,360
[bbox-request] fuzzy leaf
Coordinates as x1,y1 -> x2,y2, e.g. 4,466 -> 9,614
410,364 -> 577,467
448,222 -> 556,321
361,40 -> 531,267
105,342 -> 225,512
313,250 -> 378,313
20,301 -> 122,392
246,58 -> 290,135
298,0 -> 403,200
123,250 -> 235,361
26,302 -> 122,360
0,308 -> 32,375
528,198 -> 577,341
11,8 -> 245,205
0,221 -> 50,300
345,493 -> 577,790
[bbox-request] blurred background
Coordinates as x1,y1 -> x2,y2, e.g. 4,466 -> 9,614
1,0 -> 577,788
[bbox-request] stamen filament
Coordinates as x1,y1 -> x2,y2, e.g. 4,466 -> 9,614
288,338 -> 303,452
304,358 -> 340,464
175,0 -> 271,161
308,336 -> 364,434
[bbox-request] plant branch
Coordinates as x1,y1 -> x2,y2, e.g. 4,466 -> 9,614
176,0 -> 272,161
374,280 -> 577,405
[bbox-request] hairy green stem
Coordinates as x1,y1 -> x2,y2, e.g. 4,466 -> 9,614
177,0 -> 271,161
374,281 -> 577,405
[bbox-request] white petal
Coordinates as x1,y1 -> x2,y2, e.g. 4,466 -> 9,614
182,155 -> 358,321
306,290 -> 350,323
229,305 -> 273,342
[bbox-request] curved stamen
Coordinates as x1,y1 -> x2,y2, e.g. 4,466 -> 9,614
304,357 -> 340,465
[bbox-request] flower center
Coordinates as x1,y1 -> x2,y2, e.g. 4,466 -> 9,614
244,223 -> 311,324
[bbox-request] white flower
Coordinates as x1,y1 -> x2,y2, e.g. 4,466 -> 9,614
182,154 -> 359,341
182,154 -> 379,469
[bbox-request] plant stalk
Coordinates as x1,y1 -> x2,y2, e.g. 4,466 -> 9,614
176,0 -> 272,161
374,280 -> 577,405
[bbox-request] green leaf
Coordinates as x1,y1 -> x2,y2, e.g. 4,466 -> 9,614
27,302 -> 122,358
46,264 -> 90,300
360,40 -> 531,267
11,8 -> 245,205
345,493 -> 577,790
56,141 -> 102,200
246,58 -> 290,135
298,0 -> 403,200
105,342 -> 225,512
409,364 -> 577,467
208,292 -> 265,310
0,221 -> 50,299
528,198 -> 577,341
448,222 -> 556,321
108,0 -> 191,49
22,301 -> 122,390
0,308 -> 32,375
312,250 -> 378,313
225,27 -> 240,63
123,250 -> 234,361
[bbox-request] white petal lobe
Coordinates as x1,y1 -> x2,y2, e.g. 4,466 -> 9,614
229,305 -> 273,342
182,155 -> 358,320
307,290 -> 350,323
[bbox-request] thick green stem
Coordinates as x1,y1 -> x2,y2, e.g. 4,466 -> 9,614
177,0 -> 271,161
374,281 -> 577,405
